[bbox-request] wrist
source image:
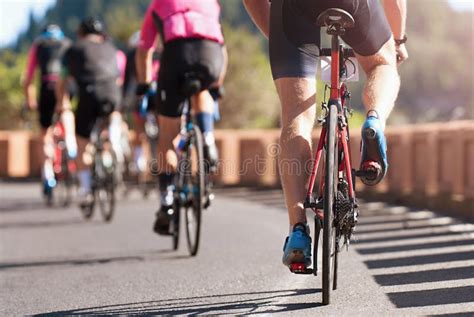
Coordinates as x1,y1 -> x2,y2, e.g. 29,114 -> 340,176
394,34 -> 407,46
135,83 -> 150,96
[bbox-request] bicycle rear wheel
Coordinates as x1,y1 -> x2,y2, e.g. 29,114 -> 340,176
96,150 -> 116,222
184,125 -> 205,256
322,102 -> 339,305
55,146 -> 73,207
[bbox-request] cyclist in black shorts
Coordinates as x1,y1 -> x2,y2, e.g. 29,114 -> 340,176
23,24 -> 75,198
135,0 -> 227,235
243,0 -> 408,267
56,17 -> 123,207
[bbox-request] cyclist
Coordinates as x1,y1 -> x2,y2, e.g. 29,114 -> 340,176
243,0 -> 408,268
122,31 -> 161,185
23,24 -> 75,198
135,0 -> 227,235
56,17 -> 123,207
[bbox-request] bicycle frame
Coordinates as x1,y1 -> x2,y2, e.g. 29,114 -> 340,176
305,35 -> 356,216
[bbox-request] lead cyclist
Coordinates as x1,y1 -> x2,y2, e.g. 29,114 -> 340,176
243,0 -> 408,268
135,0 -> 228,236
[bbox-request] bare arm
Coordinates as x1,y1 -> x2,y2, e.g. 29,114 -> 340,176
243,0 -> 270,39
135,47 -> 154,84
24,81 -> 37,110
383,0 -> 408,64
382,0 -> 407,40
55,77 -> 71,112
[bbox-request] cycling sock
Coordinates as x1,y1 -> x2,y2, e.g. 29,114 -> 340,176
42,161 -> 56,188
134,146 -> 146,172
77,170 -> 92,195
195,112 -> 214,134
158,173 -> 175,206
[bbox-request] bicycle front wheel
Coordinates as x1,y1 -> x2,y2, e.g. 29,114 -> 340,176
183,125 -> 205,256
322,102 -> 339,305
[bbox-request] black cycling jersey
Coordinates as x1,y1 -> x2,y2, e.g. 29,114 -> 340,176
63,39 -> 120,85
63,38 -> 121,138
35,38 -> 71,77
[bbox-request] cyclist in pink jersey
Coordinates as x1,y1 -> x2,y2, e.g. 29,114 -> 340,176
136,0 -> 227,235
23,24 -> 76,201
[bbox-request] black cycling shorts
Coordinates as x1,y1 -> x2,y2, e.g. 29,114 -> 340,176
38,81 -> 57,129
157,38 -> 223,117
270,0 -> 392,79
75,81 -> 120,138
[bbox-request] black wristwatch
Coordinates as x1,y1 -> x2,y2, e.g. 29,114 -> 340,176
395,35 -> 407,46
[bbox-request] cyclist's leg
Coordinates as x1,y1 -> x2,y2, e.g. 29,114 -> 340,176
356,40 -> 399,129
338,0 -> 396,183
270,0 -> 319,266
74,93 -> 97,205
38,82 -> 57,193
189,40 -> 225,168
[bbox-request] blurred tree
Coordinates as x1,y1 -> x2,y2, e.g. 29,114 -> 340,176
218,25 -> 279,128
0,51 -> 33,130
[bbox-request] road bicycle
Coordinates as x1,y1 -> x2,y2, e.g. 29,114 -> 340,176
289,8 -> 376,305
47,114 -> 77,207
139,87 -> 159,198
80,116 -> 117,222
167,73 -> 215,256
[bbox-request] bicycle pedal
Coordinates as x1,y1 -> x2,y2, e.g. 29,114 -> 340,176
289,263 -> 313,275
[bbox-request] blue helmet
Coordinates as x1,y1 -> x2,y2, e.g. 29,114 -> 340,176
41,24 -> 64,40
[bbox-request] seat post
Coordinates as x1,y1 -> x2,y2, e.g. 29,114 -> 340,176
330,34 -> 341,100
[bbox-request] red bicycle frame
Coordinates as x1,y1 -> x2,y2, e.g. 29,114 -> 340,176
305,36 -> 355,216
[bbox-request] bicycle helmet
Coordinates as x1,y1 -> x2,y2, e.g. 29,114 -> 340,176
78,17 -> 105,36
41,24 -> 64,40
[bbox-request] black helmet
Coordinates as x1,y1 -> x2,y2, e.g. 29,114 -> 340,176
78,17 -> 105,35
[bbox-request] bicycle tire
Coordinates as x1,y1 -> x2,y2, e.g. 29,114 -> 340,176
172,198 -> 180,250
56,146 -> 72,207
184,125 -> 205,256
322,102 -> 338,305
97,150 -> 116,222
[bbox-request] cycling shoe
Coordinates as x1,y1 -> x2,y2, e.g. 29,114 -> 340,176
153,206 -> 173,235
360,116 -> 388,186
282,223 -> 312,268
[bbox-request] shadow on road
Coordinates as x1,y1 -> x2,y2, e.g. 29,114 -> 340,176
0,199 -> 52,213
0,255 -> 144,271
0,218 -> 92,230
34,288 -> 322,316
355,209 -> 474,310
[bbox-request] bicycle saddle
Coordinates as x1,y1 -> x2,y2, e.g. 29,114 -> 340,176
181,73 -> 202,98
316,8 -> 355,30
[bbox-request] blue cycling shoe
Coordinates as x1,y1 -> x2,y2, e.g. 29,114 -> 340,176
282,223 -> 312,268
360,115 -> 388,186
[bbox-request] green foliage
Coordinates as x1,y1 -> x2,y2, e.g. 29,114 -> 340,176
0,51 -> 31,130
1,0 -> 472,130
218,25 -> 279,129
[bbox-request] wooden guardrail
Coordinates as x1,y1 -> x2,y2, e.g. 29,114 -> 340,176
1,121 -> 472,218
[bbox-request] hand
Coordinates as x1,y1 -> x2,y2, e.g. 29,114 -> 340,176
396,44 -> 408,66
135,82 -> 151,96
54,102 -> 63,114
26,98 -> 37,110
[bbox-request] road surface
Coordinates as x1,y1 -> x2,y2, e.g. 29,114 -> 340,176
1,182 -> 473,315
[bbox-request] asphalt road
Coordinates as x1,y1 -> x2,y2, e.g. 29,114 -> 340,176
1,182 -> 473,316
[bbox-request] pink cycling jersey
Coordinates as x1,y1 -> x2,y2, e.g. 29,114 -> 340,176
138,0 -> 224,50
